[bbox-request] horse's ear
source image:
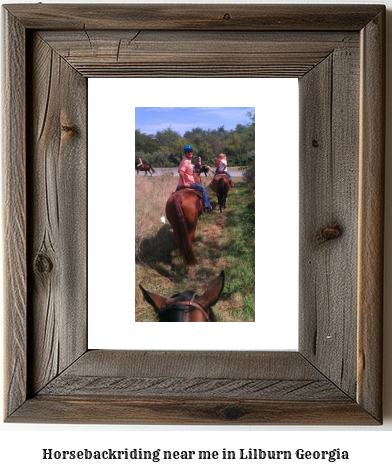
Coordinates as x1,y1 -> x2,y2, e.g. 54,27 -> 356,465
139,284 -> 166,313
197,271 -> 225,308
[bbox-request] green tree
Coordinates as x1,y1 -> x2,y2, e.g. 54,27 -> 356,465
135,114 -> 255,168
174,138 -> 189,158
135,129 -> 159,154
155,127 -> 181,152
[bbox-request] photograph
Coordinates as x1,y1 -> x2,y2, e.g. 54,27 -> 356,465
135,107 -> 256,322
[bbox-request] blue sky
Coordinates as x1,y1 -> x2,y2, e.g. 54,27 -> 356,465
135,107 -> 255,136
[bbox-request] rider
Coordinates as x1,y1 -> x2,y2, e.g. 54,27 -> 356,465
213,153 -> 235,187
194,156 -> 203,174
215,154 -> 222,174
177,145 -> 212,212
136,156 -> 143,170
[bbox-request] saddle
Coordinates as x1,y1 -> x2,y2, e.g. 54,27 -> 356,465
174,186 -> 203,198
213,171 -> 229,182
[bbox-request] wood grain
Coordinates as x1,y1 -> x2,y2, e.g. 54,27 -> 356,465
4,4 -> 384,31
357,9 -> 385,422
38,30 -> 358,78
27,33 -> 87,395
37,351 -> 348,401
56,350 -> 325,379
8,349 -> 381,424
299,42 -> 360,398
10,396 -> 377,425
2,8 -> 27,419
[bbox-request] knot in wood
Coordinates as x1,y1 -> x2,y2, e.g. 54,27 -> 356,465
223,405 -> 244,420
223,13 -> 231,21
316,225 -> 342,244
312,139 -> 319,148
34,252 -> 53,274
61,124 -> 77,134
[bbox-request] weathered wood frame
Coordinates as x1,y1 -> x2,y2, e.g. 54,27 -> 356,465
3,4 -> 385,424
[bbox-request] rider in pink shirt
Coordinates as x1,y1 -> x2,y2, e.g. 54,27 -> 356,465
178,156 -> 195,187
177,145 -> 212,212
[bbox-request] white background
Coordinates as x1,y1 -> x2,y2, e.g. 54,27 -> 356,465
1,0 -> 391,473
88,78 -> 299,350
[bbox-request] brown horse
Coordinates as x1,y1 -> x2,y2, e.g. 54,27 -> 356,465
193,171 -> 202,185
193,166 -> 211,185
212,173 -> 230,213
139,271 -> 225,321
166,187 -> 203,275
136,163 -> 155,176
195,165 -> 212,177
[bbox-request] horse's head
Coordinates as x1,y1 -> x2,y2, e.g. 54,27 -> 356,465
193,172 -> 202,185
139,271 -> 225,322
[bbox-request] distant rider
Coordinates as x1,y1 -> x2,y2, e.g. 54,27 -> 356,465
194,156 -> 203,174
215,154 -> 222,173
214,153 -> 235,187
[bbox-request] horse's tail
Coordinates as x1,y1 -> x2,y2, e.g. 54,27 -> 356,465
172,194 -> 197,266
148,163 -> 155,173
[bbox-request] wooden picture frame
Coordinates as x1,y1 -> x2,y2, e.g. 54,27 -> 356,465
3,4 -> 385,424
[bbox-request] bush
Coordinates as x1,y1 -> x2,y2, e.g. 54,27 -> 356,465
241,153 -> 255,191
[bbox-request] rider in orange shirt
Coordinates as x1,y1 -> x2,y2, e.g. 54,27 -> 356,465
215,155 -> 222,173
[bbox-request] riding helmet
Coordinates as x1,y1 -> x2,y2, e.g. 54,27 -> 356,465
183,144 -> 193,153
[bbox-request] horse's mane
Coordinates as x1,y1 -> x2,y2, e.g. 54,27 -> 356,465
157,290 -> 217,322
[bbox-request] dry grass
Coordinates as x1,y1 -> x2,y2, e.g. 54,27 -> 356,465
135,175 -> 177,257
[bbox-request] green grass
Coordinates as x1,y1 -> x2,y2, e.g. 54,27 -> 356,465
135,175 -> 255,322
208,181 -> 255,320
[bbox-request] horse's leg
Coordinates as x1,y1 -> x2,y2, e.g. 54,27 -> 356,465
225,181 -> 230,209
219,178 -> 225,213
185,221 -> 197,277
184,216 -> 194,277
167,194 -> 198,276
189,227 -> 196,242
